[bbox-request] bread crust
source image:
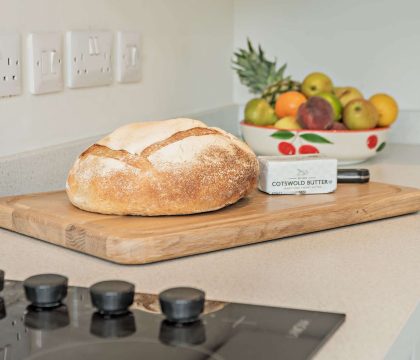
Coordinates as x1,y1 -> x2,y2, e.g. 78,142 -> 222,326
66,119 -> 259,215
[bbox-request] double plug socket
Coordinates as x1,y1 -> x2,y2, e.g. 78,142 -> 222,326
66,30 -> 113,88
0,33 -> 21,97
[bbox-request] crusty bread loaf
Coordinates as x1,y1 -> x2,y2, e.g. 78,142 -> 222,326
66,118 -> 259,215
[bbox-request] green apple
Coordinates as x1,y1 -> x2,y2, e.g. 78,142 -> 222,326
274,116 -> 302,130
343,99 -> 379,130
301,72 -> 333,97
335,87 -> 363,107
317,92 -> 343,121
244,98 -> 277,126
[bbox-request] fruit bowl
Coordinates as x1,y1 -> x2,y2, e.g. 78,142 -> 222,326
240,121 -> 389,165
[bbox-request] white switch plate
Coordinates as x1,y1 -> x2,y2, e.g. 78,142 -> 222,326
66,30 -> 113,88
28,32 -> 63,94
0,33 -> 21,97
116,31 -> 141,83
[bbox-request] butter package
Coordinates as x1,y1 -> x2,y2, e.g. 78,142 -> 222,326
258,155 -> 338,195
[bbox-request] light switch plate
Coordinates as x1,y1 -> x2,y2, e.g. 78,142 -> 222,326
116,31 -> 141,83
66,30 -> 113,88
0,33 -> 21,97
28,32 -> 63,94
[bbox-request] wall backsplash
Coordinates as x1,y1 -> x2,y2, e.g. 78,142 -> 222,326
1,0 -> 418,160
0,0 -> 234,157
233,0 -> 420,111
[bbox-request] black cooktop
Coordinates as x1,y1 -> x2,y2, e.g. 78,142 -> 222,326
0,272 -> 344,359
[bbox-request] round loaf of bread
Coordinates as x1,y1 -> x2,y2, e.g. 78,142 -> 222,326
66,118 -> 259,215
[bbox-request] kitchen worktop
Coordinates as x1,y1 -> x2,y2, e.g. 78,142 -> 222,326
1,143 -> 420,359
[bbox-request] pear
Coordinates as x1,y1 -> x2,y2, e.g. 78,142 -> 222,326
343,99 -> 379,130
301,72 -> 333,97
274,116 -> 302,130
335,87 -> 363,107
244,98 -> 277,126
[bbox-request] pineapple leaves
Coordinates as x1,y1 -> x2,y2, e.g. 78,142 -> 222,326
232,38 -> 291,95
276,63 -> 287,81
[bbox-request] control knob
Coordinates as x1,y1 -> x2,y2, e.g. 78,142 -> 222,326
23,274 -> 68,308
90,280 -> 135,316
159,287 -> 205,324
0,270 -> 4,291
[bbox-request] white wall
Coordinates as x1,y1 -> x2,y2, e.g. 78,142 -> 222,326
0,0 -> 234,156
233,0 -> 420,110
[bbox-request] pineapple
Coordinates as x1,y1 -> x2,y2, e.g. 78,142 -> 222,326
261,79 -> 301,107
232,39 -> 300,106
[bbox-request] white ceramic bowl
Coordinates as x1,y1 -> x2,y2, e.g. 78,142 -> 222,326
240,121 -> 390,165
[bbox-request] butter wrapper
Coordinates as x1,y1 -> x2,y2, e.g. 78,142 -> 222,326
258,155 -> 338,195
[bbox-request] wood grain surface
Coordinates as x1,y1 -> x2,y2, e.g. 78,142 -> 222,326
0,182 -> 419,264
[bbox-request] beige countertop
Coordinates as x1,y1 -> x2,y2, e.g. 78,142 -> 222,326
1,143 -> 420,359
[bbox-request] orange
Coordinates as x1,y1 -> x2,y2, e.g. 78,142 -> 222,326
369,93 -> 399,127
275,91 -> 306,118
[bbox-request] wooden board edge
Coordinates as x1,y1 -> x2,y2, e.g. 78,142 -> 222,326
104,187 -> 420,264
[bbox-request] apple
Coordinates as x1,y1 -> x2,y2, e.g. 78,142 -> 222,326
274,116 -> 302,130
343,99 -> 379,130
244,98 -> 278,126
335,87 -> 363,107
301,72 -> 333,97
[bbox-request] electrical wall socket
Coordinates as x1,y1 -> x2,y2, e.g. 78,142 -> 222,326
0,33 -> 21,97
116,31 -> 141,83
28,32 -> 63,94
66,30 -> 113,88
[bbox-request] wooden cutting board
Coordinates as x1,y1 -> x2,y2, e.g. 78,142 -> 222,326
0,182 -> 419,264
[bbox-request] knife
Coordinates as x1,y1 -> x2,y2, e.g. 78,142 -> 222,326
337,169 -> 370,184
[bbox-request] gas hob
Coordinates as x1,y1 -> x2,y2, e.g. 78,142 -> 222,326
0,271 -> 344,359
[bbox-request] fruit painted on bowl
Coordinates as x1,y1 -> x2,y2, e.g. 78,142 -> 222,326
299,144 -> 319,154
244,98 -> 278,126
274,91 -> 306,118
335,87 -> 363,107
369,93 -> 399,127
343,99 -> 379,130
240,121 -> 390,164
274,116 -> 302,130
318,92 -> 343,121
297,97 -> 334,130
301,72 -> 333,97
278,142 -> 296,155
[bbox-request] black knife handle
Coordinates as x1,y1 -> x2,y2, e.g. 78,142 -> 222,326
337,169 -> 370,183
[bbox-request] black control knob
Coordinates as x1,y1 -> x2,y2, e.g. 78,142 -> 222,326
159,287 -> 205,324
0,270 -> 4,291
0,297 -> 5,320
90,281 -> 135,316
23,274 -> 68,308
